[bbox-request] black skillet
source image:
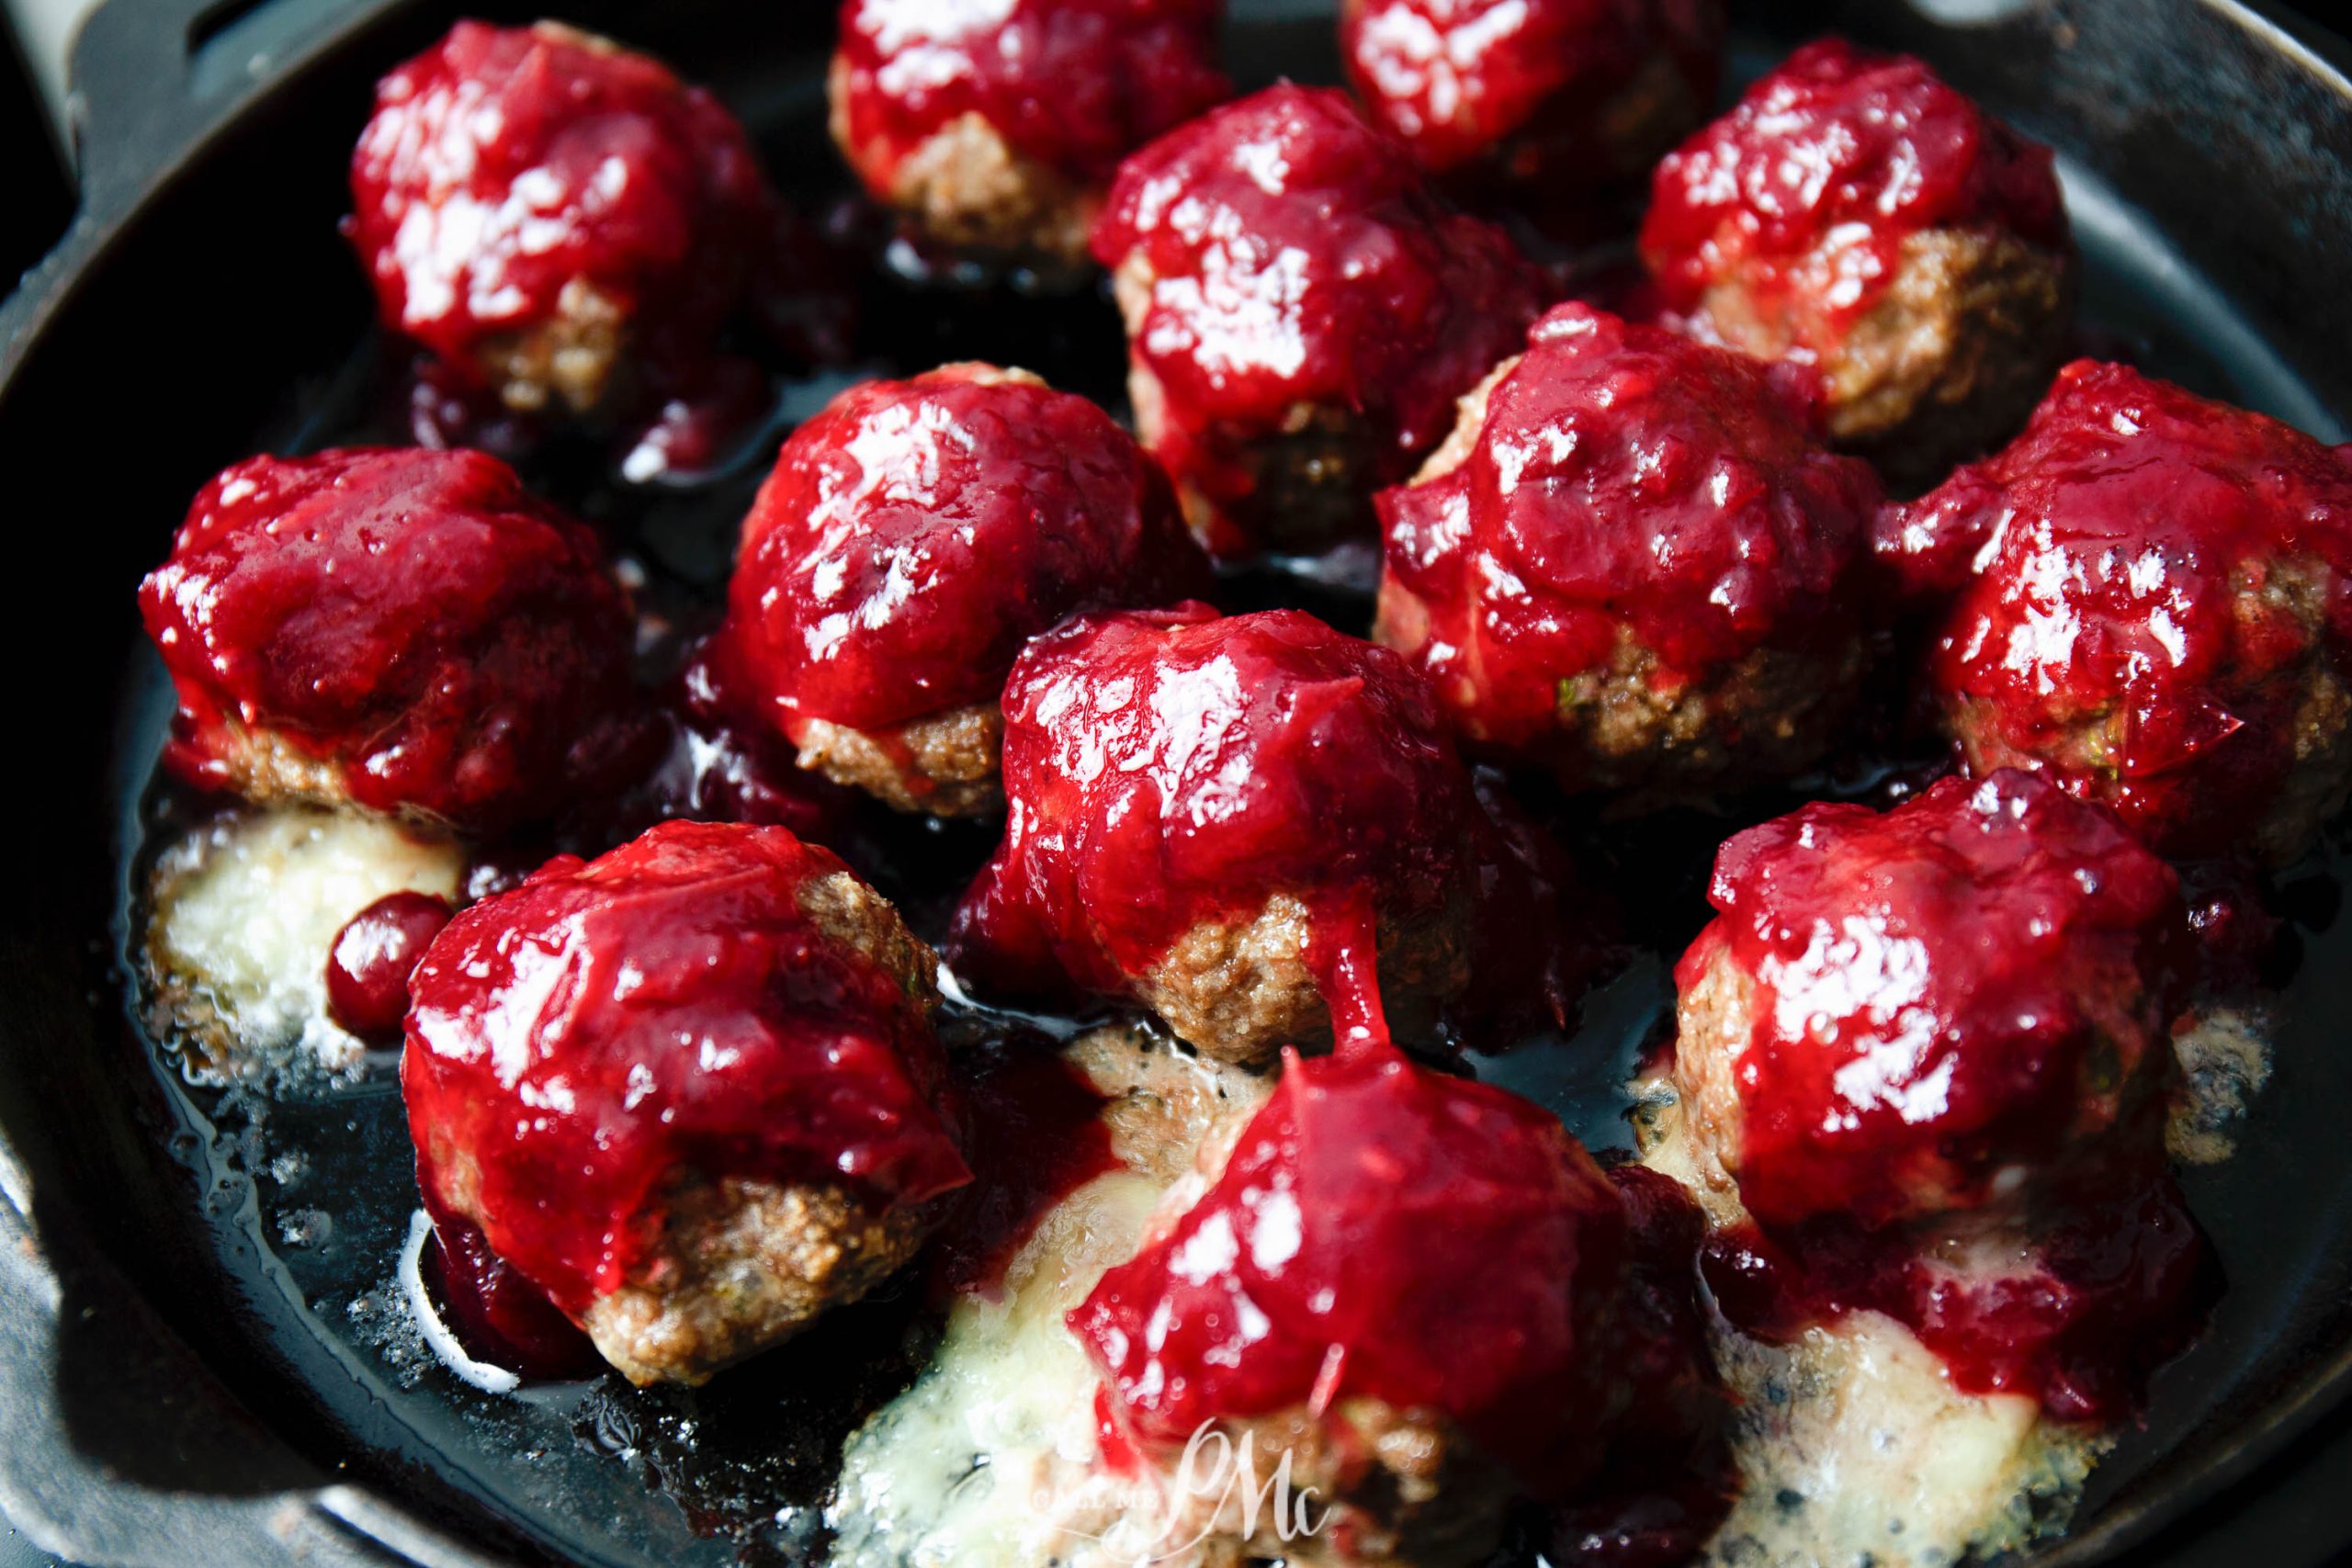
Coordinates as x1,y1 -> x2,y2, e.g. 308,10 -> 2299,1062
5,1 -> 2352,1564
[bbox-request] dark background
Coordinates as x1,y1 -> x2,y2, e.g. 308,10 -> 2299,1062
1,2 -> 2348,1566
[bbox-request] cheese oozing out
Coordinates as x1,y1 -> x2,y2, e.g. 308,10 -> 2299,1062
144,806 -> 467,1077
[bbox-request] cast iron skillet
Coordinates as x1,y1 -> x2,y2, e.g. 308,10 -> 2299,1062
6,1 -> 2352,1564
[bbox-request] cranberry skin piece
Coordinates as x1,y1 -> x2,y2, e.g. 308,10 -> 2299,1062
1639,38 -> 2064,328
137,448 -> 642,833
944,605 -> 1480,1019
1070,1047 -> 1687,1497
1680,769 -> 2187,1236
1375,303 -> 1881,769
1092,85 -> 1549,555
401,821 -> 968,1315
713,366 -> 1211,736
1894,360 -> 2352,862
831,0 -> 1227,190
1340,0 -> 1723,180
326,891 -> 453,1040
348,22 -> 776,398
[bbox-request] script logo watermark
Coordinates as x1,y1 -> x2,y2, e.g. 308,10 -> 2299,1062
1071,1421 -> 1329,1563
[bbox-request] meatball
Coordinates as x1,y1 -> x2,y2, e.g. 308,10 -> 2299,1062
403,821 -> 967,1385
1072,1046 -> 1723,1564
829,0 -> 1227,271
1892,361 -> 2352,865
1374,302 -> 1883,798
1341,0 -> 1723,195
705,363 -> 1211,817
137,447 -> 644,834
1664,770 -> 2209,1420
947,606 -> 1566,1062
1092,84 -> 1549,558
1640,39 -> 2074,483
349,22 -> 780,416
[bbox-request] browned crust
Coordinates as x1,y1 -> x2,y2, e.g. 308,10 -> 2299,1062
794,702 -> 1006,818
475,276 -> 629,416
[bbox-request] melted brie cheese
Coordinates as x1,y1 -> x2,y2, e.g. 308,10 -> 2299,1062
830,1025 -> 1268,1568
144,806 -> 466,1077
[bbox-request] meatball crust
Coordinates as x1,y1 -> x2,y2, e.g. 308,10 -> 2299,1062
402,821 -> 969,1385
1075,1047 -> 1723,1561
137,447 -> 643,834
707,363 -> 1209,817
1890,361 -> 2352,865
1092,85 -> 1549,558
828,0 -> 1227,269
946,606 -> 1518,1062
348,22 -> 780,414
1374,304 -> 1883,798
1670,770 -> 2186,1238
1340,0 -> 1723,193
1640,39 -> 2074,482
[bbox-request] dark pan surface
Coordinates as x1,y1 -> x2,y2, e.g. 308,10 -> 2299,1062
5,2 -> 2352,1565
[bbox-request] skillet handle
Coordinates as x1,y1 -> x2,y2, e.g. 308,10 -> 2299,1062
64,0 -> 406,221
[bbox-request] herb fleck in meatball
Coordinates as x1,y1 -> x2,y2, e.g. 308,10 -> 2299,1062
402,821 -> 969,1385
138,447 -> 645,834
1640,38 -> 2074,484
705,363 -> 1210,818
1894,360 -> 2352,865
1092,85 -> 1549,558
829,0 -> 1227,270
1375,302 -> 1883,799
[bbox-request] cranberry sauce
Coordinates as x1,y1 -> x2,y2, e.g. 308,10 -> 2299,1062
348,21 -> 779,399
401,821 -> 967,1316
1091,84 -> 1549,555
327,891 -> 453,1040
944,605 -> 1485,1043
1341,0 -> 1723,177
1070,1044 -> 1722,1499
1640,38 -> 2064,325
419,1191 -> 604,1382
1375,302 -> 1881,750
137,447 -> 646,833
709,365 -> 1209,736
831,0 -> 1227,189
1891,360 -> 2352,858
925,1037 -> 1118,1300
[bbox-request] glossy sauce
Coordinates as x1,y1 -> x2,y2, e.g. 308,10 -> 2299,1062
1640,38 -> 2064,327
348,21 -> 778,394
401,821 -> 968,1316
1893,360 -> 2352,856
1091,84 -> 1549,555
1376,302 -> 1881,752
944,605 -> 1483,1038
831,0 -> 1227,188
1070,1044 -> 1721,1497
710,366 -> 1210,736
137,447 -> 645,833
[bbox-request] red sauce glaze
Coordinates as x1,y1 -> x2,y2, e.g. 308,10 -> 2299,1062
137,447 -> 645,833
327,891 -> 453,1041
1640,38 -> 2064,328
1679,769 -> 2187,1237
348,22 -> 778,397
1375,302 -> 1881,761
1698,1178 -> 2212,1423
831,0 -> 1228,190
711,366 -> 1212,738
401,820 -> 968,1316
1341,0 -> 1722,175
1091,85 -> 1550,557
419,1190 -> 602,1381
1889,361 -> 2352,857
944,606 -> 1484,1041
1071,1046 -> 1719,1497
927,1039 -> 1118,1300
